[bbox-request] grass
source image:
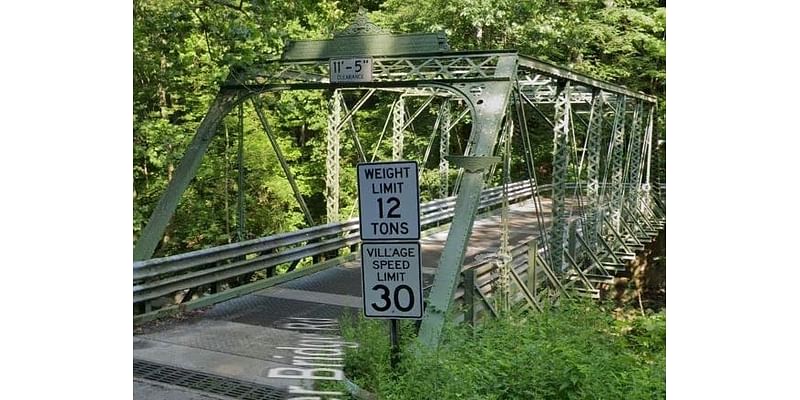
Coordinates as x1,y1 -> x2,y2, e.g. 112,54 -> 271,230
322,300 -> 665,399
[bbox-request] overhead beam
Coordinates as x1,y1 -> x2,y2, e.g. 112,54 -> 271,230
519,56 -> 656,104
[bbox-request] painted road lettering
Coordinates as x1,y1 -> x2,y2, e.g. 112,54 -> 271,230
268,318 -> 357,399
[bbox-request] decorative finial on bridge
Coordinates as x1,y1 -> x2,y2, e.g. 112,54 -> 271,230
335,7 -> 388,36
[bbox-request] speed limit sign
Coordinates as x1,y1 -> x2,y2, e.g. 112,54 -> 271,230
360,242 -> 423,319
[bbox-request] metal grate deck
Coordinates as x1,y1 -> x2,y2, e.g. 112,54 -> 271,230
133,359 -> 287,400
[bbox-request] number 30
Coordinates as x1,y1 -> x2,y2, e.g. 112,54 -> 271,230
371,284 -> 414,312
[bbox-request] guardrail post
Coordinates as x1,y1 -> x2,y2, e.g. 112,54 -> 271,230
462,268 -> 475,326
568,220 -> 578,263
527,239 -> 538,298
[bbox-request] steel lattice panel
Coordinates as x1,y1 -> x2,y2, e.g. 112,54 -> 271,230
133,359 -> 287,400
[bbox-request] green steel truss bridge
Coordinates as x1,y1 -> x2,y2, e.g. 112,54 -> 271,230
133,12 -> 665,384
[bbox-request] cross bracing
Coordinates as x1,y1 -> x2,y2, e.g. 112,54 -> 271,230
133,11 -> 664,351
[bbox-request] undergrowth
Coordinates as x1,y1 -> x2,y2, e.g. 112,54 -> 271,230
323,300 -> 665,399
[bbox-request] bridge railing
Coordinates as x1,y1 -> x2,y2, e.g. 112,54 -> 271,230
133,180 -> 553,321
448,186 -> 668,324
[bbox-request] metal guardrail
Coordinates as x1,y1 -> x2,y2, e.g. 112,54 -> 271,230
133,180 -> 555,313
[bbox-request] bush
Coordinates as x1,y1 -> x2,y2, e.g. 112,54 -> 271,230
329,300 -> 666,399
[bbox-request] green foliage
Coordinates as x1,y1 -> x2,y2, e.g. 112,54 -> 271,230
133,0 -> 666,256
332,301 -> 665,399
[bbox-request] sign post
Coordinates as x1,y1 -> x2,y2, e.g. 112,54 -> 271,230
357,161 -> 422,366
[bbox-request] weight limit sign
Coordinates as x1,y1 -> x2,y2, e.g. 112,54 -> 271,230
360,242 -> 423,319
356,161 -> 420,241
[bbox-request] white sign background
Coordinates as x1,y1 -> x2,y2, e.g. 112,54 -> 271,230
361,242 -> 423,319
357,161 -> 420,241
329,57 -> 373,83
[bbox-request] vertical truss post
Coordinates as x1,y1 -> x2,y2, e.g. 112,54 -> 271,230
392,96 -> 405,160
418,55 -> 517,350
237,103 -> 246,241
133,89 -> 239,260
439,100 -> 452,198
584,89 -> 604,252
626,101 -> 645,220
641,104 -> 656,213
550,81 -> 572,273
326,90 -> 342,223
496,115 -> 514,314
609,95 -> 627,232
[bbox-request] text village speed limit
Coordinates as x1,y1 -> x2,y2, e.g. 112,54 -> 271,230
360,242 -> 423,318
356,161 -> 420,241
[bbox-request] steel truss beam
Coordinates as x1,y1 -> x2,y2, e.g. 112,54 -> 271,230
392,96 -> 405,160
584,90 -> 605,252
641,105 -> 656,212
626,101 -> 645,215
439,100 -> 451,198
134,90 -> 242,260
608,96 -> 627,232
549,81 -> 572,273
418,54 -> 518,349
326,90 -> 342,223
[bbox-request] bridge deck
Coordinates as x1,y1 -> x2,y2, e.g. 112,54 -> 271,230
133,197 -> 575,399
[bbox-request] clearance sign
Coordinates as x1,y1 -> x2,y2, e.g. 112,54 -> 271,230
356,161 -> 422,319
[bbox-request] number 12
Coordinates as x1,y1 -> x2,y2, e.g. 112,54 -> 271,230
377,197 -> 400,218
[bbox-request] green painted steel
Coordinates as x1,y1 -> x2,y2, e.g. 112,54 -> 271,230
281,9 -> 448,61
417,55 -> 518,349
549,81 -> 572,273
439,100 -> 451,199
626,101 -> 645,216
133,90 -> 241,260
608,96 -> 627,232
496,115 -> 514,314
326,90 -> 342,223
584,90 -> 604,252
237,103 -> 246,241
392,96 -> 405,160
641,105 -> 656,212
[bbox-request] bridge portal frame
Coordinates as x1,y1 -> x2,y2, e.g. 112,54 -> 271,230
132,13 -> 658,349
